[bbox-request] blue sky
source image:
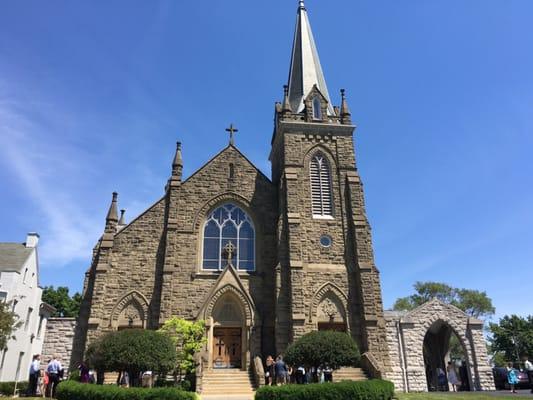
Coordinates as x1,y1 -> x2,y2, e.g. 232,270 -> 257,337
1,1 -> 531,321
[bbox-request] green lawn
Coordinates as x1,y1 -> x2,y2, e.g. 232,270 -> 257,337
397,393 -> 520,400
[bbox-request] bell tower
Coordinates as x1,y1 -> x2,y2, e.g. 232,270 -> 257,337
270,0 -> 391,373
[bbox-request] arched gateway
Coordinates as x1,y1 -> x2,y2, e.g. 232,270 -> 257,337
384,298 -> 495,392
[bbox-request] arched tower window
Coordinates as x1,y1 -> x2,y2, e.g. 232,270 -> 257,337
203,204 -> 255,271
312,96 -> 322,120
310,152 -> 333,217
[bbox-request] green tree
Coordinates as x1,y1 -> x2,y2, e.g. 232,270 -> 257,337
284,331 -> 360,375
42,286 -> 82,317
489,315 -> 533,362
393,281 -> 495,319
158,318 -> 206,376
86,329 -> 177,387
0,301 -> 21,350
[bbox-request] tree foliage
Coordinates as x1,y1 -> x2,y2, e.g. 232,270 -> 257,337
392,281 -> 495,319
86,329 -> 176,386
489,315 -> 533,362
42,286 -> 82,317
284,331 -> 360,371
158,318 -> 206,375
0,301 -> 21,349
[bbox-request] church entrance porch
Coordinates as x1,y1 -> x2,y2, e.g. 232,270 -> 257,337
212,327 -> 242,369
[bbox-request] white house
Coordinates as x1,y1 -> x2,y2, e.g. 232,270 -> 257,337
0,233 -> 54,382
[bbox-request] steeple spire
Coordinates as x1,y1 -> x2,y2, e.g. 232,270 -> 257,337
106,192 -> 119,223
172,141 -> 183,181
287,0 -> 334,115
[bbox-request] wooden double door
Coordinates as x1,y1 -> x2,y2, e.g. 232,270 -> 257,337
212,327 -> 242,368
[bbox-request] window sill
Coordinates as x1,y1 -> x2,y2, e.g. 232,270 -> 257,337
312,215 -> 334,220
193,270 -> 257,279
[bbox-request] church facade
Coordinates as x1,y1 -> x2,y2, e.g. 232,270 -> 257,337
72,1 -> 494,392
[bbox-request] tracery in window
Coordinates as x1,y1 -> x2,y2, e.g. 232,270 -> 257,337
202,204 -> 255,271
310,152 -> 333,217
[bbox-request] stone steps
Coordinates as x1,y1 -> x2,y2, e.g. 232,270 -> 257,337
333,367 -> 368,382
202,369 -> 256,395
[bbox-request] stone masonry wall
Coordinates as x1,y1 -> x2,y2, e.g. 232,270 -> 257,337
41,318 -> 76,372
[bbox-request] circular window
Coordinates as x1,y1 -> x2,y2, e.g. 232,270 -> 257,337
320,235 -> 332,248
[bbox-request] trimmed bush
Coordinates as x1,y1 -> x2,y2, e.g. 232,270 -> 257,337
285,331 -> 360,371
0,381 -> 28,396
255,379 -> 394,400
86,329 -> 177,387
56,380 -> 197,400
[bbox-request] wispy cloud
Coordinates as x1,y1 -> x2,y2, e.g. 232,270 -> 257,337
0,92 -> 102,268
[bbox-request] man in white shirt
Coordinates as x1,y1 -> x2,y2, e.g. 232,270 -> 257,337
26,354 -> 41,396
524,355 -> 533,393
47,355 -> 63,397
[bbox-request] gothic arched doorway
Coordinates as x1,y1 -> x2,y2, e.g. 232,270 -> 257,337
209,292 -> 246,369
423,320 -> 471,392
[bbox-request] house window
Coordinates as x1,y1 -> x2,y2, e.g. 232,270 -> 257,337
0,348 -> 7,370
23,268 -> 28,284
15,352 -> 24,381
310,152 -> 333,217
12,299 -> 18,313
0,292 -> 7,303
24,307 -> 33,331
37,315 -> 44,338
30,273 -> 35,288
312,96 -> 322,120
202,204 -> 255,271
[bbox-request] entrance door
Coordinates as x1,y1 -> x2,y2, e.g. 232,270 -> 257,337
212,327 -> 242,368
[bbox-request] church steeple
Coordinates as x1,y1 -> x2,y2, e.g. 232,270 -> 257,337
287,0 -> 334,115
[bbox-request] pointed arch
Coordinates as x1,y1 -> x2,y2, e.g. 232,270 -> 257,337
203,284 -> 255,326
110,290 -> 149,329
310,283 -> 348,327
309,150 -> 333,217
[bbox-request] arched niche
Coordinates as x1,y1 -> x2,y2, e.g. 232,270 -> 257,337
110,291 -> 149,330
311,283 -> 349,332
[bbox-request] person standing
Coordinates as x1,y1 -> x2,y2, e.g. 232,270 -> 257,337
47,355 -> 63,398
26,354 -> 41,396
524,355 -> 533,393
265,356 -> 275,386
447,361 -> 460,392
507,362 -> 518,394
274,355 -> 288,385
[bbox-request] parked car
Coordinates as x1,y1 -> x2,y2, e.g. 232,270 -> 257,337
493,367 -> 530,390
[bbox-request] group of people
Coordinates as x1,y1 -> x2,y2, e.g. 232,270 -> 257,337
507,356 -> 533,394
26,354 -> 64,398
264,355 -> 334,386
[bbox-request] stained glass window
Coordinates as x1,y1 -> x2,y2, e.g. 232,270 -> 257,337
203,204 -> 255,271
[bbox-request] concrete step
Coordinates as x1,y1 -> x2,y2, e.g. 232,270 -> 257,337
202,369 -> 255,395
333,367 -> 368,381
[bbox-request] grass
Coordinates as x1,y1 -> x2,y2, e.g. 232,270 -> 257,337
397,393 -> 520,400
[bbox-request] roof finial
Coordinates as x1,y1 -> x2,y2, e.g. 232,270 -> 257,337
106,192 -> 119,223
118,209 -> 126,225
340,88 -> 352,124
225,124 -> 238,146
298,0 -> 306,10
171,141 -> 183,181
282,85 -> 293,114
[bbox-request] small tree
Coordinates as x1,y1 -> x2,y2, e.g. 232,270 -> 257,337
0,300 -> 21,350
285,331 -> 360,376
86,329 -> 176,386
42,286 -> 82,317
158,318 -> 206,377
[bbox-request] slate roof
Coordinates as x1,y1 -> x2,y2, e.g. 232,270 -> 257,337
0,243 -> 32,272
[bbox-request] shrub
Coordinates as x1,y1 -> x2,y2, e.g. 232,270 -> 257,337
56,380 -> 197,400
284,331 -> 360,371
86,329 -> 177,387
255,379 -> 394,400
0,381 -> 28,396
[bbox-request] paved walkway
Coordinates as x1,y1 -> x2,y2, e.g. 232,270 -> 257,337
201,395 -> 253,400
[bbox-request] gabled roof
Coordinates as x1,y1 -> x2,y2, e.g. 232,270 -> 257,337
287,1 -> 334,115
0,243 -> 32,272
182,144 -> 272,185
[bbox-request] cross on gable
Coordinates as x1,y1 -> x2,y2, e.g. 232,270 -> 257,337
223,241 -> 236,267
225,124 -> 238,146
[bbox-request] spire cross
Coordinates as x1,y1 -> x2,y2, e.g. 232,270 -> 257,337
223,241 -> 237,266
225,124 -> 238,146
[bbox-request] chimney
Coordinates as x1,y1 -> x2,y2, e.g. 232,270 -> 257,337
26,232 -> 40,248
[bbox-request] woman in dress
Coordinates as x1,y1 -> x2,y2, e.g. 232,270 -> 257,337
447,361 -> 460,392
507,362 -> 519,394
265,355 -> 275,386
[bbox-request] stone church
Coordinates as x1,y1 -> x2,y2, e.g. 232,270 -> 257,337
73,1 -> 494,393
